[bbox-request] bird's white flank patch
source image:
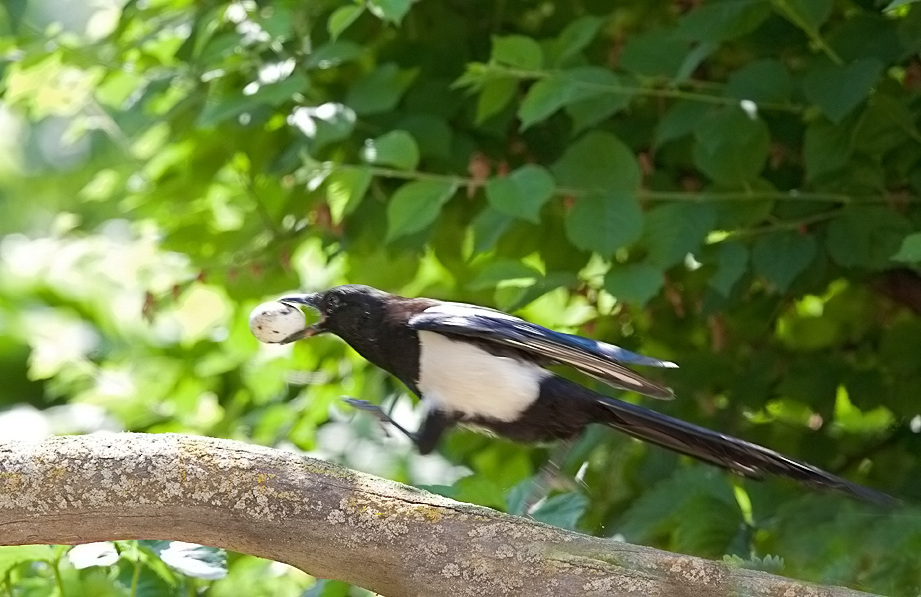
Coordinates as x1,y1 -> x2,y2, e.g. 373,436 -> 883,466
417,330 -> 548,421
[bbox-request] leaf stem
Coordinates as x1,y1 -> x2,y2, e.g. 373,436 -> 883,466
487,65 -> 803,112
51,556 -> 66,597
771,0 -> 843,65
130,543 -> 142,597
334,163 -> 912,205
717,210 -> 840,241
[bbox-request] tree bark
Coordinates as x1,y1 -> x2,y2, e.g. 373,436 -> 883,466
0,433 -> 876,597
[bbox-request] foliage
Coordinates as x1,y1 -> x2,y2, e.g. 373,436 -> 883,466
1,0 -> 920,594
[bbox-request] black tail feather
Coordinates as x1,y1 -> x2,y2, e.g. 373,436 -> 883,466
534,377 -> 897,506
596,396 -> 896,506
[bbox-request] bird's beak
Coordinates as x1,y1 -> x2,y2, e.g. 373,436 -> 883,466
277,293 -> 324,343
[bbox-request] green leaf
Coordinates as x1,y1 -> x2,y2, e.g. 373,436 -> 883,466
469,260 -> 542,291
726,59 -> 792,104
485,164 -> 555,223
675,41 -> 718,82
885,0 -> 919,11
802,58 -> 883,123
491,35 -> 543,70
773,0 -> 833,32
305,40 -> 365,69
825,206 -> 912,270
346,63 -> 416,115
604,263 -> 664,305
751,232 -> 817,291
517,76 -> 575,130
552,131 -> 641,193
386,179 -> 457,241
619,469 -> 736,542
197,76 -> 308,127
472,208 -> 513,253
892,232 -> 921,263
552,16 -> 603,65
328,5 -> 363,40
529,492 -> 588,530
396,114 -> 452,158
476,77 -> 517,123
303,580 -> 354,597
655,101 -> 712,146
620,29 -> 692,78
367,0 -> 411,24
642,204 -> 717,268
0,545 -> 54,577
693,107 -> 769,185
518,67 -> 621,130
565,192 -> 643,256
565,82 -> 632,132
830,14 -> 904,63
803,118 -> 855,181
327,167 -> 372,224
673,494 -> 743,557
362,130 -> 419,170
288,103 -> 356,152
678,0 -> 771,42
709,242 -> 748,296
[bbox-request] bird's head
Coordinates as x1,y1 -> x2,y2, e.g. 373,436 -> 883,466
277,284 -> 389,342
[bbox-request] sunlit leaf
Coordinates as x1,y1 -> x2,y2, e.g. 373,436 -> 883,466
158,542 -> 227,580
386,180 -> 457,241
518,67 -> 622,130
367,0 -> 411,24
328,4 -> 363,39
68,542 -> 119,569
362,130 -> 420,170
327,167 -> 372,224
491,35 -> 543,70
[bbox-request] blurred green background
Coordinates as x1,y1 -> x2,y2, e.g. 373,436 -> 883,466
1,0 -> 920,594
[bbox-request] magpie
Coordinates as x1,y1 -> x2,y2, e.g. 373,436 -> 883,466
277,284 -> 894,505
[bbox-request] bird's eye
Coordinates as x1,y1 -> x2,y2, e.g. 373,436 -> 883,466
326,295 -> 341,311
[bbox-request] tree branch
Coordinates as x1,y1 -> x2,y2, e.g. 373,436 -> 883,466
0,433 -> 876,597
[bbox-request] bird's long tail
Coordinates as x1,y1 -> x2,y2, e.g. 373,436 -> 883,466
551,379 -> 896,506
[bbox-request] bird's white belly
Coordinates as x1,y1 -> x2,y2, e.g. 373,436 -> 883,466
416,331 -> 549,421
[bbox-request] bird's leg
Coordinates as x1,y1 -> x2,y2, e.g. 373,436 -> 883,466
341,398 -> 451,455
342,398 -> 415,440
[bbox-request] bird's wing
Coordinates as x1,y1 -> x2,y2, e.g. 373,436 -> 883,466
408,303 -> 677,400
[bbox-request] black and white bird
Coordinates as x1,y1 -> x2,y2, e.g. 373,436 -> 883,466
275,284 -> 893,505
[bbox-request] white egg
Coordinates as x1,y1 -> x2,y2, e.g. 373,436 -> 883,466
249,301 -> 306,344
